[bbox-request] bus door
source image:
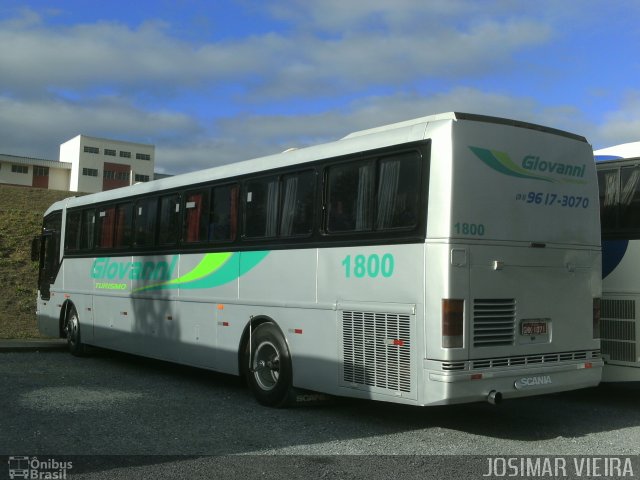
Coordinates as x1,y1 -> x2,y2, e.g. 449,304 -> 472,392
32,211 -> 62,301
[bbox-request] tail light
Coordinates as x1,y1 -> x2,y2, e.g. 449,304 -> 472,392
593,298 -> 601,339
442,299 -> 464,348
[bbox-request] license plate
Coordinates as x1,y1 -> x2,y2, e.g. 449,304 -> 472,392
521,321 -> 547,336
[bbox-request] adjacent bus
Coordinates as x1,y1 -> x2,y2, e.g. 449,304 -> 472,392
595,142 -> 640,381
33,112 -> 602,407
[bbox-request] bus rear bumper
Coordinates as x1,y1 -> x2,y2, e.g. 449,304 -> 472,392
422,359 -> 603,406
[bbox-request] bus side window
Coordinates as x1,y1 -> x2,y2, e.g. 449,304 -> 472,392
184,189 -> 209,244
598,169 -> 619,232
326,160 -> 375,233
114,202 -> 133,248
134,197 -> 157,247
80,209 -> 95,250
376,152 -> 421,230
95,206 -> 116,249
619,165 -> 640,231
64,211 -> 81,252
243,176 -> 279,238
209,184 -> 238,242
158,194 -> 181,246
280,170 -> 315,237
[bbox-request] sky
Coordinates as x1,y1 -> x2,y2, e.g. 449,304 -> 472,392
0,1 -> 639,175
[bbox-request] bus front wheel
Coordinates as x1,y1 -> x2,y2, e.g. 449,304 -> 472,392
64,306 -> 86,357
245,322 -> 293,407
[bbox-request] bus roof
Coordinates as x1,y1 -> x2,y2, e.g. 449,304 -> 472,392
594,140 -> 640,160
45,112 -> 588,215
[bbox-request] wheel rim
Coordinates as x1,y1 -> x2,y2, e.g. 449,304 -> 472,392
66,313 -> 79,347
253,340 -> 280,391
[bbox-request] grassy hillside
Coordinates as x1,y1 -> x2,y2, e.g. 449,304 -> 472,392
0,185 -> 72,338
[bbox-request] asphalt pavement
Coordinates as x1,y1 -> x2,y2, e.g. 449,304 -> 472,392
0,338 -> 66,351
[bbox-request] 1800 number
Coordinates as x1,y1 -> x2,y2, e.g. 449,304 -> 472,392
342,254 -> 394,278
454,222 -> 485,236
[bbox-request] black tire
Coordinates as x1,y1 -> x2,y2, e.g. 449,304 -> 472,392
244,322 -> 293,407
64,305 -> 86,357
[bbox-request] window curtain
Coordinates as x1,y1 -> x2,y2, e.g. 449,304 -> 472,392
604,172 -> 618,207
280,176 -> 299,236
186,193 -> 203,242
620,168 -> 640,206
355,164 -> 374,230
376,159 -> 401,229
265,180 -> 279,237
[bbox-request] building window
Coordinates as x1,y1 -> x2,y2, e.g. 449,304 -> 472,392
34,166 -> 49,177
134,174 -> 150,182
104,149 -> 116,156
83,146 -> 99,154
120,151 -> 131,158
103,170 -> 115,180
116,171 -> 130,181
136,153 -> 151,161
82,168 -> 98,177
11,165 -> 28,174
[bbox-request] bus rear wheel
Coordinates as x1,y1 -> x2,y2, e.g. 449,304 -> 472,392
64,306 -> 86,357
245,322 -> 293,407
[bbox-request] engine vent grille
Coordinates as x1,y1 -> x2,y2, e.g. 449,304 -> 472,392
600,299 -> 637,363
601,319 -> 636,342
342,311 -> 411,392
601,299 -> 635,320
473,299 -> 516,347
601,341 -> 637,363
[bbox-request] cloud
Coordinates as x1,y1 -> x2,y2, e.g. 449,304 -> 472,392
594,91 -> 640,149
0,5 -> 551,102
0,95 -> 199,160
0,2 -> 633,175
158,87 -> 590,174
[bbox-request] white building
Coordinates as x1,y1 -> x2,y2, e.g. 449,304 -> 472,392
0,153 -> 71,190
0,135 -> 156,193
60,135 -> 155,193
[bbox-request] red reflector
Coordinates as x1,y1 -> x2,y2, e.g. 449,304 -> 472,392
222,321 -> 229,327
471,373 -> 483,380
392,339 -> 404,346
585,362 -> 593,369
294,329 -> 303,334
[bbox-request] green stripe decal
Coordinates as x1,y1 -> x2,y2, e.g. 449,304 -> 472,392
133,251 -> 269,292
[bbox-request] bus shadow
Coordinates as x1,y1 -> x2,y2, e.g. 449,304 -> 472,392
67,349 -> 640,449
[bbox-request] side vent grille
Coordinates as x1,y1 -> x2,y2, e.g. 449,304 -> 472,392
342,311 -> 411,392
600,299 -> 637,363
473,299 -> 516,347
601,320 -> 636,341
601,299 -> 635,320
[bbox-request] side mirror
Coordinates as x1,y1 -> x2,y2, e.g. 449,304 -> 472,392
31,236 -> 41,262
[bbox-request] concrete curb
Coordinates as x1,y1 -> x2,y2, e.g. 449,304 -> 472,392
0,339 -> 67,352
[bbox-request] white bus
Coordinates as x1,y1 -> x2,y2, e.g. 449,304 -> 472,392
33,112 -> 602,407
595,142 -> 640,381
